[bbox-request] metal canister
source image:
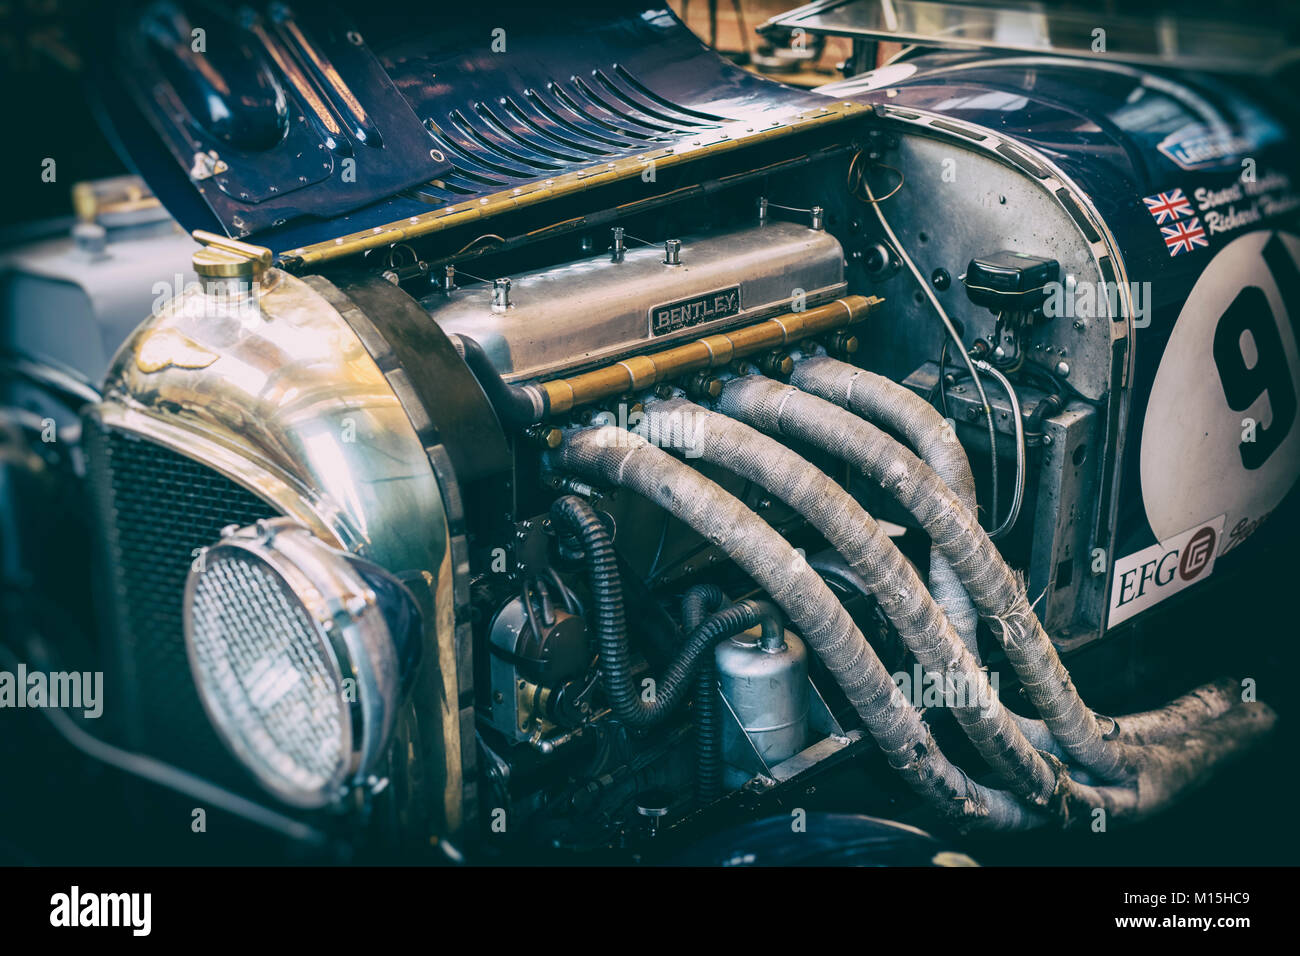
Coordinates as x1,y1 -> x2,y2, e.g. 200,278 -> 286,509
715,624 -> 809,773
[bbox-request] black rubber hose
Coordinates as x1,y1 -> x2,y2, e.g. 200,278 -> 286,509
682,584 -> 728,806
682,584 -> 727,633
550,495 -> 776,728
449,333 -> 547,426
1024,391 -> 1063,443
668,599 -> 782,720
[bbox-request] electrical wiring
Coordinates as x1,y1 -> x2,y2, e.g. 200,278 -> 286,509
852,154 -> 1002,532
974,359 -> 1026,539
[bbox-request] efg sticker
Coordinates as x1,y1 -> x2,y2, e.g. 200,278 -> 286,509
1140,230 -> 1300,555
1109,515 -> 1225,627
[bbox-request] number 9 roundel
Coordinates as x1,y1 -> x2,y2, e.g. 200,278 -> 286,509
1140,230 -> 1300,546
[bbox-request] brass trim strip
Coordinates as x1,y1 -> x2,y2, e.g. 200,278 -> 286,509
280,101 -> 870,269
541,294 -> 881,414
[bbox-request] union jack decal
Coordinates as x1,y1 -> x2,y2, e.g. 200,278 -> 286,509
1143,188 -> 1194,223
1161,217 -> 1208,256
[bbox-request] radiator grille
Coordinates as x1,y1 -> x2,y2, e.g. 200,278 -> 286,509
189,550 -> 345,796
83,419 -> 278,781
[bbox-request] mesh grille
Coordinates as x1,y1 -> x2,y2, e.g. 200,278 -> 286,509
83,420 -> 278,781
189,551 -> 345,797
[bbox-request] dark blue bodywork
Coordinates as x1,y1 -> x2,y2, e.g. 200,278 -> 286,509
93,2 -> 824,245
840,52 -> 1300,606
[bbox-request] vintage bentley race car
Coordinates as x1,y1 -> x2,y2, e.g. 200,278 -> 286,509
1,0 -> 1296,865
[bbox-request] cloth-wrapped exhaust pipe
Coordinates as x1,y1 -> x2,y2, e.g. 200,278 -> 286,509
635,397 -> 1139,819
638,396 -> 1275,822
548,426 -> 1045,831
789,352 -> 981,664
798,560 -> 1241,757
787,352 -> 1051,752
717,373 -> 1274,782
785,355 -> 1248,751
549,424 -> 1275,826
1109,677 -> 1243,744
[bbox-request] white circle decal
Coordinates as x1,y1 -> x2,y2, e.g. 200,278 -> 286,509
1140,230 -> 1300,551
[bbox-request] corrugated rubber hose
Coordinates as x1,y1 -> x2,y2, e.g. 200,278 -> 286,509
550,495 -> 776,729
682,584 -> 728,806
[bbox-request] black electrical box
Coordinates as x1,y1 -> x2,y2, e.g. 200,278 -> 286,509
962,251 -> 1060,312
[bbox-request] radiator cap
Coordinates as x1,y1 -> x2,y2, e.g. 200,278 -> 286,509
191,229 -> 272,281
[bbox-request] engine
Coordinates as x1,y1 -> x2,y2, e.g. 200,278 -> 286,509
5,1 -> 1297,866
